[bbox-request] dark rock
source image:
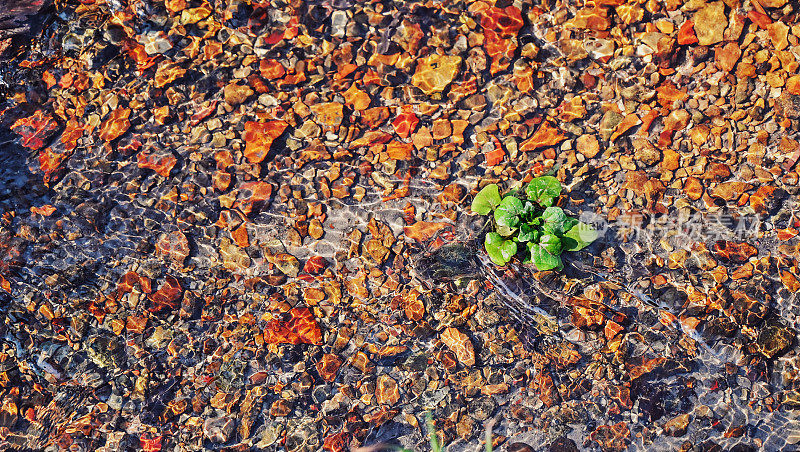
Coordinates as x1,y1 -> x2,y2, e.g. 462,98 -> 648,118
413,242 -> 480,286
548,436 -> 578,452
776,92 -> 800,119
469,396 -> 497,421
0,0 -> 48,40
703,317 -> 737,338
506,442 -> 535,452
750,321 -> 795,359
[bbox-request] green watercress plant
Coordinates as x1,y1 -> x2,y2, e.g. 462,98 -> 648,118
472,177 -> 598,270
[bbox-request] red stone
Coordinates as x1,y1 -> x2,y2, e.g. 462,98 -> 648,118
149,275 -> 183,313
711,241 -> 757,264
137,149 -> 177,177
323,432 -> 350,452
11,110 -> 59,150
391,106 -> 419,139
520,121 -> 567,152
60,119 -> 84,152
140,436 -> 162,452
234,181 -> 273,216
747,10 -> 771,30
480,6 -> 523,74
303,256 -> 328,274
316,354 -> 342,382
38,147 -> 71,185
99,108 -> 131,142
677,20 -> 699,45
243,121 -> 288,164
260,59 -> 286,79
264,308 -> 322,345
484,146 -> 505,166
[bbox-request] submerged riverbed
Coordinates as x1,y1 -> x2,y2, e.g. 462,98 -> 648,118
2,0 -> 800,451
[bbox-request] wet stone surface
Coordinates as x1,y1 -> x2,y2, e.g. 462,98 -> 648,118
1,0 -> 800,451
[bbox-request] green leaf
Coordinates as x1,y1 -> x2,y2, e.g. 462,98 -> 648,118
471,184 -> 501,215
563,216 -> 578,231
525,176 -> 562,207
527,242 -> 563,271
538,233 -> 562,255
562,221 -> 598,251
517,223 -> 538,242
485,232 -> 518,266
494,196 -> 523,234
425,412 -> 442,452
541,206 -> 568,235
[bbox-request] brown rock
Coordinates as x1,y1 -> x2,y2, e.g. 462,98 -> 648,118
520,122 -> 567,151
610,113 -> 641,142
343,84 -> 371,110
590,422 -> 630,451
787,76 -> 800,95
759,0 -> 786,6
441,327 -> 475,366
693,2 -> 726,46
316,354 -> 343,382
365,238 -> 390,264
684,177 -> 704,200
311,102 -> 344,127
752,322 -> 795,358
308,219 -> 324,240
219,238 -> 250,272
270,399 -> 292,417
633,138 -> 661,166
272,253 -> 300,277
715,42 -> 741,73
304,287 -> 325,305
663,414 -> 691,436
731,263 -> 753,280
576,134 -> 600,158
438,183 -> 465,205
781,270 -> 800,292
411,54 -> 461,95
403,289 -> 425,321
599,110 -> 623,141
156,231 -> 190,267
386,141 -> 414,160
243,121 -> 288,164
224,83 -> 254,105
154,61 -> 186,88
710,181 -> 752,201
376,375 -> 400,405
404,221 -> 449,242
99,108 -> 131,142
656,83 -> 688,108
711,241 -> 757,264
137,149 -> 177,177
769,22 -> 789,50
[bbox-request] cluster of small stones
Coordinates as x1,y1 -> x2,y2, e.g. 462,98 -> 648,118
0,0 -> 800,451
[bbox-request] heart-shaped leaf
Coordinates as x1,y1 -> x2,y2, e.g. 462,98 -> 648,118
471,184 -> 501,215
538,233 -> 562,255
494,196 -> 523,235
525,176 -> 561,207
562,221 -> 598,251
527,242 -> 562,271
485,232 -> 518,266
541,206 -> 568,235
